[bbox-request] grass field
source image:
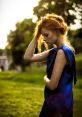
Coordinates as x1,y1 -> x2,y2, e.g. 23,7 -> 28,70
0,54 -> 82,117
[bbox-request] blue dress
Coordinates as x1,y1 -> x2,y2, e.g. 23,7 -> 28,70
39,44 -> 77,117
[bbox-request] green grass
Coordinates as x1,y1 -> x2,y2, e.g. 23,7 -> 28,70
0,64 -> 45,117
0,57 -> 82,117
73,77 -> 82,117
75,53 -> 82,76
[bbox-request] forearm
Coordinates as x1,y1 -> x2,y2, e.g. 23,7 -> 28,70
24,37 -> 37,60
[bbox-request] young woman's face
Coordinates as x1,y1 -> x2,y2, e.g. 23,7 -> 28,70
41,28 -> 58,45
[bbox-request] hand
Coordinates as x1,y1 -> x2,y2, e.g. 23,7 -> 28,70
34,28 -> 41,40
44,75 -> 50,83
44,75 -> 47,81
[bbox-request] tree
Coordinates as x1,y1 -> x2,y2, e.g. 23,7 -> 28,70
33,0 -> 82,26
69,28 -> 82,53
6,18 -> 35,70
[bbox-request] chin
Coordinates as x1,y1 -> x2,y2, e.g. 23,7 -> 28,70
47,43 -> 53,48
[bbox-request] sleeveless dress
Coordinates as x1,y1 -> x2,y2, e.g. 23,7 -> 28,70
39,44 -> 77,117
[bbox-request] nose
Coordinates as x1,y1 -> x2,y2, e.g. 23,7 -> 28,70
43,38 -> 46,41
43,39 -> 46,41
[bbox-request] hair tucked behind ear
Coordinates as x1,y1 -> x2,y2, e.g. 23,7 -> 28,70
34,13 -> 75,53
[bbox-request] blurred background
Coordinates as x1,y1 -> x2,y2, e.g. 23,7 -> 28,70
0,0 -> 82,116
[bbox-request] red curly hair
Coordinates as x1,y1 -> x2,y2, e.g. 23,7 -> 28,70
34,13 -> 74,53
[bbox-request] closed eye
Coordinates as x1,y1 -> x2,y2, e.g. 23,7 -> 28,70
43,33 -> 48,37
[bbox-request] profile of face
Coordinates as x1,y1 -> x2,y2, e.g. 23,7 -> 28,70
41,28 -> 58,46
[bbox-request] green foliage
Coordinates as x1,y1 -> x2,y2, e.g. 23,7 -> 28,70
6,19 -> 35,69
33,0 -> 82,26
6,0 -> 82,70
68,28 -> 82,53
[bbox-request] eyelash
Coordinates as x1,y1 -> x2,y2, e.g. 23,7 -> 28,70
44,33 -> 48,37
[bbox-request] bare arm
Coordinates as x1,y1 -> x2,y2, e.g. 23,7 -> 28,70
44,49 -> 67,90
24,37 -> 50,62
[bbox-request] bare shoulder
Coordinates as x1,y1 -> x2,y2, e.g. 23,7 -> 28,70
57,49 -> 65,57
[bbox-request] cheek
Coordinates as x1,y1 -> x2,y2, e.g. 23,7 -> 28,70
53,37 -> 57,41
52,36 -> 58,43
48,34 -> 52,39
48,32 -> 54,38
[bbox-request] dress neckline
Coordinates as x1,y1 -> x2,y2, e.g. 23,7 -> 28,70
57,44 -> 65,49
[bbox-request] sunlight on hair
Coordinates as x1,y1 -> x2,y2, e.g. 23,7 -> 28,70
37,35 -> 48,52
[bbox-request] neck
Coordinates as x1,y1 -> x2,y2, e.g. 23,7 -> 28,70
56,41 -> 65,48
55,36 -> 65,48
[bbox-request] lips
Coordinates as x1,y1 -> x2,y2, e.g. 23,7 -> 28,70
46,41 -> 49,43
46,42 -> 51,44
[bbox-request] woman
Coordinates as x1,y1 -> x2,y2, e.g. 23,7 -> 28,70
24,13 -> 77,117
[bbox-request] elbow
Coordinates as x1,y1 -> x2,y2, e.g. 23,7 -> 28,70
23,54 -> 27,60
49,86 -> 56,91
23,54 -> 26,60
48,83 -> 58,91
23,54 -> 31,61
